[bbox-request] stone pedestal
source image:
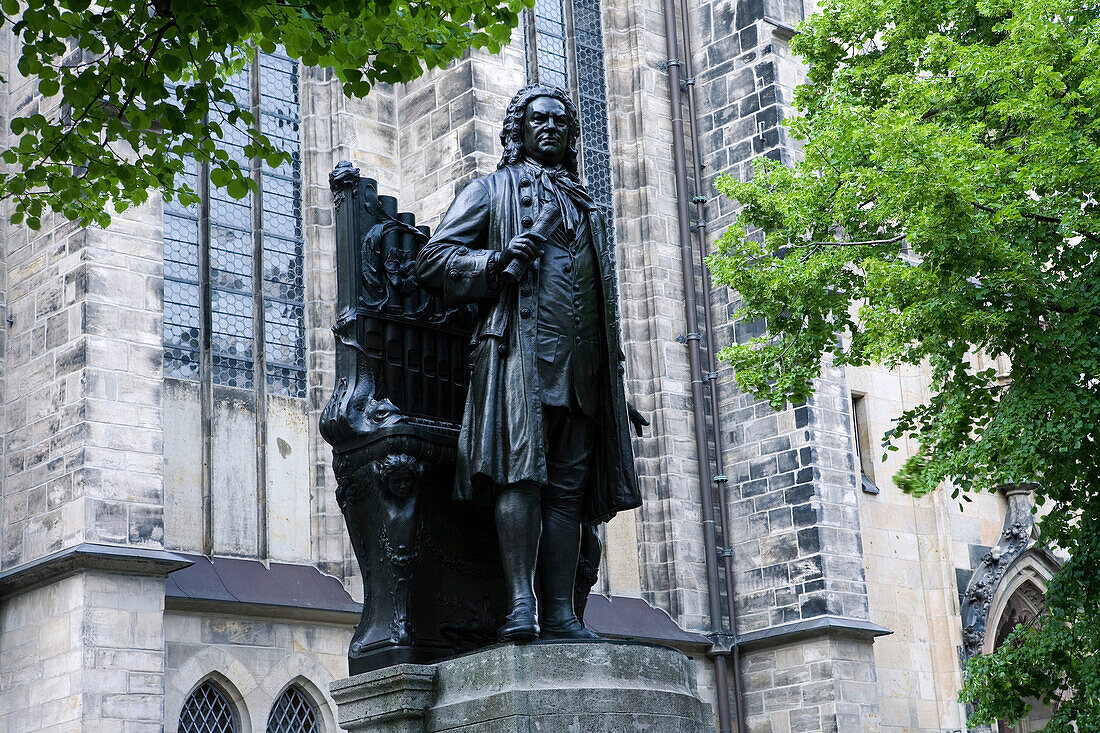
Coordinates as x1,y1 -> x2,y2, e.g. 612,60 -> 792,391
330,640 -> 715,732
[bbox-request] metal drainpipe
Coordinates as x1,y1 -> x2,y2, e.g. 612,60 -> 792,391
678,0 -> 747,729
660,1 -> 737,731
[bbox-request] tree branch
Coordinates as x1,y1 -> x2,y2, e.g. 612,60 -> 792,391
116,20 -> 173,120
793,233 -> 906,248
973,202 -> 1100,244
38,28 -> 149,164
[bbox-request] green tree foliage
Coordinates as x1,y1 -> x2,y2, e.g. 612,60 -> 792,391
0,0 -> 527,229
708,0 -> 1100,726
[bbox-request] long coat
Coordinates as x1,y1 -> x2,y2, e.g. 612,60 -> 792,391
415,164 -> 641,523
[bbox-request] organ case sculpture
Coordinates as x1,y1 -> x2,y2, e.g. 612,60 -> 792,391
320,161 -> 506,673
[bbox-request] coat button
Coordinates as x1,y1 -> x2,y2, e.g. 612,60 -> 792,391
521,195 -> 533,206
520,178 -> 531,187
520,286 -> 532,296
522,216 -> 533,227
618,364 -> 625,375
563,265 -> 572,274
457,247 -> 469,255
448,269 -> 461,281
520,307 -> 532,318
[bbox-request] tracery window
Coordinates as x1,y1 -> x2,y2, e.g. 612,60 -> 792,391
178,681 -> 239,733
266,686 -> 321,733
523,0 -> 614,220
163,49 -> 305,398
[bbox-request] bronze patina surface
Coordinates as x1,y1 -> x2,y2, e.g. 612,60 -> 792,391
321,85 -> 644,672
416,85 -> 645,642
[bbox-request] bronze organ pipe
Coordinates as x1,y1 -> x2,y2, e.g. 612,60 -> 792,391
399,213 -> 419,410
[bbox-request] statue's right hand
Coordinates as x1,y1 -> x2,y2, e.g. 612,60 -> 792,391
500,234 -> 539,271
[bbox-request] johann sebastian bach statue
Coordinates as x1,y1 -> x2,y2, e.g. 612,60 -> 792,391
416,85 -> 646,642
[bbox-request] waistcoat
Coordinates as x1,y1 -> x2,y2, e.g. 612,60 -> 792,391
536,216 -> 601,418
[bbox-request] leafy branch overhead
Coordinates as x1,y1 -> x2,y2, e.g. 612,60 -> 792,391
0,0 -> 529,229
708,0 -> 1100,727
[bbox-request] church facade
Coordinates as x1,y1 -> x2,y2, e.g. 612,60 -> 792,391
0,0 -> 1057,731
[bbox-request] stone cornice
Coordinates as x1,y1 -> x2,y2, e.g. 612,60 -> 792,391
737,615 -> 893,651
0,543 -> 193,600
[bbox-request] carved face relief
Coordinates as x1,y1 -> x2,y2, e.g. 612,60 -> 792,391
522,96 -> 570,168
385,467 -> 417,499
376,453 -> 425,501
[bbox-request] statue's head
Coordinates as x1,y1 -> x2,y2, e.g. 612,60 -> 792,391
498,84 -> 580,174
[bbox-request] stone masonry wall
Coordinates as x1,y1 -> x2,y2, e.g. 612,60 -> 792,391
1,31 -> 173,733
1,26 -> 8,540
1,207 -> 89,567
163,610 -> 347,732
0,574 -> 85,733
742,634 -> 880,731
0,571 -> 172,733
2,195 -> 167,567
394,40 -> 528,228
602,0 -> 718,631
847,362 -> 973,730
1,28 -> 167,565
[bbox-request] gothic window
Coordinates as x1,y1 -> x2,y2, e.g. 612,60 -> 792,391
163,49 -> 305,398
850,392 -> 879,494
523,0 -> 615,220
178,681 -> 239,733
266,686 -> 321,733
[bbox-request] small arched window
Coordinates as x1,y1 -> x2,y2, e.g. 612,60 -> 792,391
266,685 -> 321,733
178,681 -> 239,733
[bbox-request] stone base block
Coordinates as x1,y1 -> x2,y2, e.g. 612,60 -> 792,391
331,640 -> 715,733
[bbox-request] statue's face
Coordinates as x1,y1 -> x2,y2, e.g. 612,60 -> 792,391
522,96 -> 569,167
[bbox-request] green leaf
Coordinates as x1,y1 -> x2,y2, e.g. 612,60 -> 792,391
226,176 -> 248,199
210,166 -> 231,188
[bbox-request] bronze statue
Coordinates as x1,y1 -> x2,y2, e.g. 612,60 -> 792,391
416,85 -> 646,642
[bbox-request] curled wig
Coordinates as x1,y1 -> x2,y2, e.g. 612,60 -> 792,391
497,84 -> 581,175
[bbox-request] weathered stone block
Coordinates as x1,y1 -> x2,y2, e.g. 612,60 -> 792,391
331,641 -> 714,733
331,664 -> 437,733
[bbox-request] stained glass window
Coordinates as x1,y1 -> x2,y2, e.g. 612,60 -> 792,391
178,682 -> 239,733
572,0 -> 614,215
163,49 -> 305,398
259,52 -> 305,397
530,0 -> 569,90
524,0 -> 615,222
164,159 -> 201,381
266,686 -> 321,733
